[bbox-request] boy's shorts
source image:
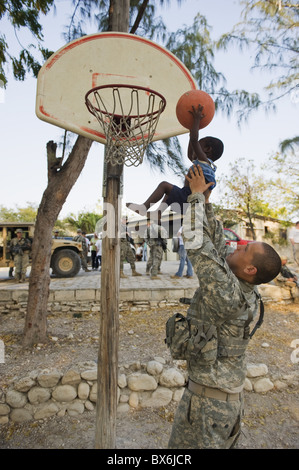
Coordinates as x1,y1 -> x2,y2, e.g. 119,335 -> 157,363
166,185 -> 191,214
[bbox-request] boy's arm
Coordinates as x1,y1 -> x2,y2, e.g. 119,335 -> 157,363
188,105 -> 209,163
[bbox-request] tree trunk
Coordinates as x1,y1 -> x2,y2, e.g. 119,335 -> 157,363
23,136 -> 93,347
94,0 -> 130,450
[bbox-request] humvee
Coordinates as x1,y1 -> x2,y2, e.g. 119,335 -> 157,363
0,222 -> 83,278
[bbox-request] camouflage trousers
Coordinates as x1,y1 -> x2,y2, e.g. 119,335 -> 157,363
146,245 -> 163,276
14,253 -> 29,279
80,250 -> 88,270
168,387 -> 242,449
120,240 -> 135,270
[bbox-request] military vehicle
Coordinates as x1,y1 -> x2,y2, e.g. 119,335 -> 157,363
0,222 -> 83,278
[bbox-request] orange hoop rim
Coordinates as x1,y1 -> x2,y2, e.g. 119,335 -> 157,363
85,84 -> 167,120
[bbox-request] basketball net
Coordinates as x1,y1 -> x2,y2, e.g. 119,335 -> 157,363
85,85 -> 166,167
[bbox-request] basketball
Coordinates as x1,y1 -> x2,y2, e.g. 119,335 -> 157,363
176,90 -> 215,130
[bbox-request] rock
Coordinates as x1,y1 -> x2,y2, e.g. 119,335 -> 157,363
246,363 -> 268,378
28,387 -> 51,405
61,368 -> 81,385
67,400 -> 85,416
119,394 -> 129,403
52,385 -> 77,402
34,402 -> 59,420
253,378 -> 274,393
78,382 -> 90,400
0,416 -> 9,425
84,400 -> 94,411
129,391 -> 139,408
89,383 -> 97,402
81,369 -> 97,381
118,374 -> 127,388
10,408 -> 33,423
244,378 -> 253,392
127,373 -> 157,391
37,369 -> 62,388
274,380 -> 288,391
6,390 -> 27,408
159,368 -> 185,387
0,403 -> 10,416
146,360 -> 163,376
140,387 -> 173,408
172,388 -> 184,402
154,357 -> 166,364
117,403 -> 130,413
14,376 -> 36,392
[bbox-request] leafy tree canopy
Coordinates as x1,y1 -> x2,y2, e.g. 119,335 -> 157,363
0,0 -> 54,85
217,0 -> 299,115
0,202 -> 38,221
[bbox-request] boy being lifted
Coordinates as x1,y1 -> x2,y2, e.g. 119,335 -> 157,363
127,105 -> 223,222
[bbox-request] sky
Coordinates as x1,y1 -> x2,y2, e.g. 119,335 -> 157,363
0,0 -> 298,220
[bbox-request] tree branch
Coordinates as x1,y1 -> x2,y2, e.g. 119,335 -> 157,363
130,0 -> 149,34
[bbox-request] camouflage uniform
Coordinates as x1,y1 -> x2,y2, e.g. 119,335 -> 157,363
167,192 -> 260,449
120,223 -> 141,276
10,233 -> 31,282
73,232 -> 89,271
144,223 -> 167,278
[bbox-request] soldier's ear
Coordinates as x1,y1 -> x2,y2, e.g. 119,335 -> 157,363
244,265 -> 257,277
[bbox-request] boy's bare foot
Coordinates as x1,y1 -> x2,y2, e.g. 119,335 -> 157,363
126,203 -> 147,216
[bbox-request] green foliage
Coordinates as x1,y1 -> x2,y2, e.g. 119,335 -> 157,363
217,0 -> 299,116
217,158 -> 270,238
265,148 -> 299,218
166,14 -> 223,92
0,202 -> 38,221
145,137 -> 187,177
218,152 -> 298,225
0,0 -> 54,85
212,204 -> 240,228
64,211 -> 103,234
279,136 -> 299,153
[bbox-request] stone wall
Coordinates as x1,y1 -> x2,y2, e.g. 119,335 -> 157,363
0,283 -> 298,317
1,357 -> 298,425
0,283 -> 298,426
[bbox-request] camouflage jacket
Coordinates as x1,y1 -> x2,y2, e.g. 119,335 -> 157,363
144,223 -> 167,248
73,234 -> 87,250
182,192 -> 259,391
10,237 -> 31,255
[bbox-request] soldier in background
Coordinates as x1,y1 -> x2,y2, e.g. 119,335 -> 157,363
275,256 -> 299,288
144,219 -> 167,280
73,229 -> 90,272
120,217 -> 142,278
9,229 -> 31,282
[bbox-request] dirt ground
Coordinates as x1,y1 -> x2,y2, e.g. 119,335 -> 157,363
0,301 -> 298,450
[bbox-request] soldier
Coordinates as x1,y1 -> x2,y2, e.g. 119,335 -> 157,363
9,229 -> 31,283
144,220 -> 167,280
73,229 -> 90,272
120,217 -> 141,278
166,165 -> 281,449
274,256 -> 299,288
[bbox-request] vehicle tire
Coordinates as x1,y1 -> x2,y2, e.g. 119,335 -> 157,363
51,249 -> 81,278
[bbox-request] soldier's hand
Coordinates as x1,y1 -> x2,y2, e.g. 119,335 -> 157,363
185,165 -> 214,194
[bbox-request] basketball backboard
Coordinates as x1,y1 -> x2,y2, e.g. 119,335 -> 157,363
36,32 -> 197,144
